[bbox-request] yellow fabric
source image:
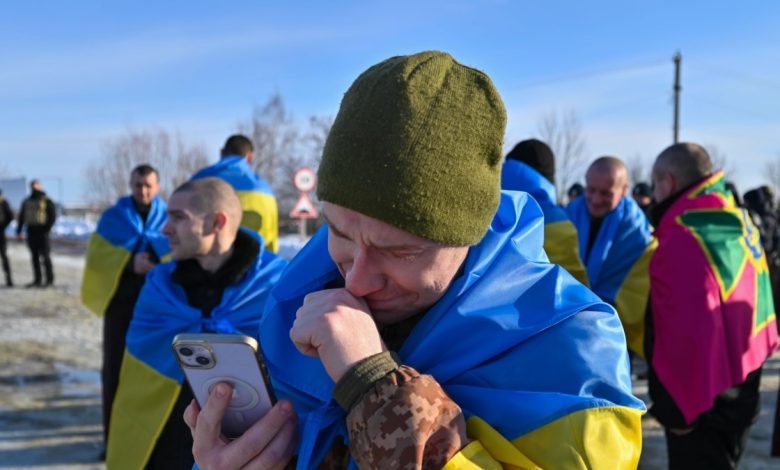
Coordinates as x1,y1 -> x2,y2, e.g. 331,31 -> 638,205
80,232 -> 131,317
443,407 -> 643,470
237,190 -> 279,253
107,352 -> 181,469
544,220 -> 589,287
614,238 -> 657,357
442,440 -> 503,470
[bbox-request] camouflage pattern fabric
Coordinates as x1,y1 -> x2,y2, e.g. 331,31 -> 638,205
343,365 -> 468,469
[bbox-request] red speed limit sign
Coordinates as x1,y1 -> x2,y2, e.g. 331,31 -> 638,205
293,167 -> 317,192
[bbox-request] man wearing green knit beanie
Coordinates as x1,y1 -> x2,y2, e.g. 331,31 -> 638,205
187,51 -> 643,469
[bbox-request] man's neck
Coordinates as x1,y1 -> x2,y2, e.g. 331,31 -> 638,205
196,244 -> 234,273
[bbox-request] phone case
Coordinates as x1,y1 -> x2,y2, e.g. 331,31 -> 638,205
172,333 -> 275,438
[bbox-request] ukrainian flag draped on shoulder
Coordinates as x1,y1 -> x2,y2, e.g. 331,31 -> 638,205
81,196 -> 169,316
566,195 -> 655,356
106,240 -> 287,469
192,156 -> 279,253
650,170 -> 777,424
501,159 -> 588,285
261,191 -> 645,469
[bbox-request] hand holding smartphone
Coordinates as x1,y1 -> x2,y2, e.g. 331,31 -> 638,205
172,333 -> 275,438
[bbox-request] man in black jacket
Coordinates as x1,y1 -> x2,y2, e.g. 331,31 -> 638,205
16,179 -> 56,287
0,188 -> 14,286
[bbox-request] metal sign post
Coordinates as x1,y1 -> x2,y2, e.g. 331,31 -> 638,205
290,167 -> 318,240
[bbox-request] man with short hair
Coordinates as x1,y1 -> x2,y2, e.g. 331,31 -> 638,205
0,189 -> 13,287
185,51 -> 644,469
16,179 -> 56,287
566,182 -> 584,205
81,164 -> 169,452
566,157 -> 655,356
648,142 -> 777,468
501,138 -> 588,284
106,177 -> 287,469
191,134 -> 279,253
632,182 -> 653,217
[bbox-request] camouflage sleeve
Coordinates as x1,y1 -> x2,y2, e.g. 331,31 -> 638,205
345,362 -> 470,469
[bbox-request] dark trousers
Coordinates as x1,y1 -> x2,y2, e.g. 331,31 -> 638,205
26,227 -> 53,284
145,386 -> 195,469
0,233 -> 11,284
101,300 -> 135,445
665,368 -> 762,470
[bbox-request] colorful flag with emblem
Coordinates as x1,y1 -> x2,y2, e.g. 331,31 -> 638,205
105,238 -> 287,469
81,196 -> 169,316
501,159 -> 588,285
192,156 -> 278,253
650,170 -> 777,424
566,195 -> 656,356
261,191 -> 645,469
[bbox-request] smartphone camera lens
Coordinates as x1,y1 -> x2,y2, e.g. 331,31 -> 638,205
179,347 -> 194,357
196,356 -> 211,366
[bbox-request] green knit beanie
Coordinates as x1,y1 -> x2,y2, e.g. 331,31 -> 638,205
317,51 -> 507,245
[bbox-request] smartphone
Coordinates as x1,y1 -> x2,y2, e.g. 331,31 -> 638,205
172,333 -> 276,438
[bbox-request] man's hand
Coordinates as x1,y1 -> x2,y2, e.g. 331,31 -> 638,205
184,383 -> 298,470
133,252 -> 155,275
289,288 -> 385,383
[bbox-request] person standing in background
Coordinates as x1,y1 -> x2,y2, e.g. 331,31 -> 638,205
566,157 -> 656,357
191,134 -> 279,253
81,164 -> 169,458
0,189 -> 14,287
648,143 -> 777,468
16,179 -> 56,288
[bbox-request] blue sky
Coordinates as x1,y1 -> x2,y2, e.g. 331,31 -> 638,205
1,1 -> 778,204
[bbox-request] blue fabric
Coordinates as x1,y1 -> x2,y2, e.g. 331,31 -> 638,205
260,190 -> 644,469
192,156 -> 274,194
97,195 -> 170,258
566,196 -> 652,303
501,159 -> 567,224
127,240 -> 287,382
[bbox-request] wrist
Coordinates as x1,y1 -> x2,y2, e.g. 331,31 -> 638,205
333,351 -> 401,411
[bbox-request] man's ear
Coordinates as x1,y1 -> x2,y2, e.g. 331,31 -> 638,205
667,173 -> 678,194
210,212 -> 228,234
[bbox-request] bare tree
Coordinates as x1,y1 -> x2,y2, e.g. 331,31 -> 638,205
84,128 -> 209,206
626,153 -> 651,186
765,158 -> 780,203
537,110 -> 588,202
238,94 -> 332,216
705,144 -> 737,180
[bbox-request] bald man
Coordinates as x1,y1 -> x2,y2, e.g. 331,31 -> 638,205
647,143 -> 777,469
106,178 -> 288,469
566,156 -> 656,356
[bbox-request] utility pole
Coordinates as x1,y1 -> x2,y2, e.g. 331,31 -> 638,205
673,52 -> 682,143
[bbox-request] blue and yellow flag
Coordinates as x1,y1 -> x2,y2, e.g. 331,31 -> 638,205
106,238 -> 287,469
566,196 -> 655,356
261,191 -> 645,469
81,196 -> 169,316
192,156 -> 279,253
501,159 -> 589,285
